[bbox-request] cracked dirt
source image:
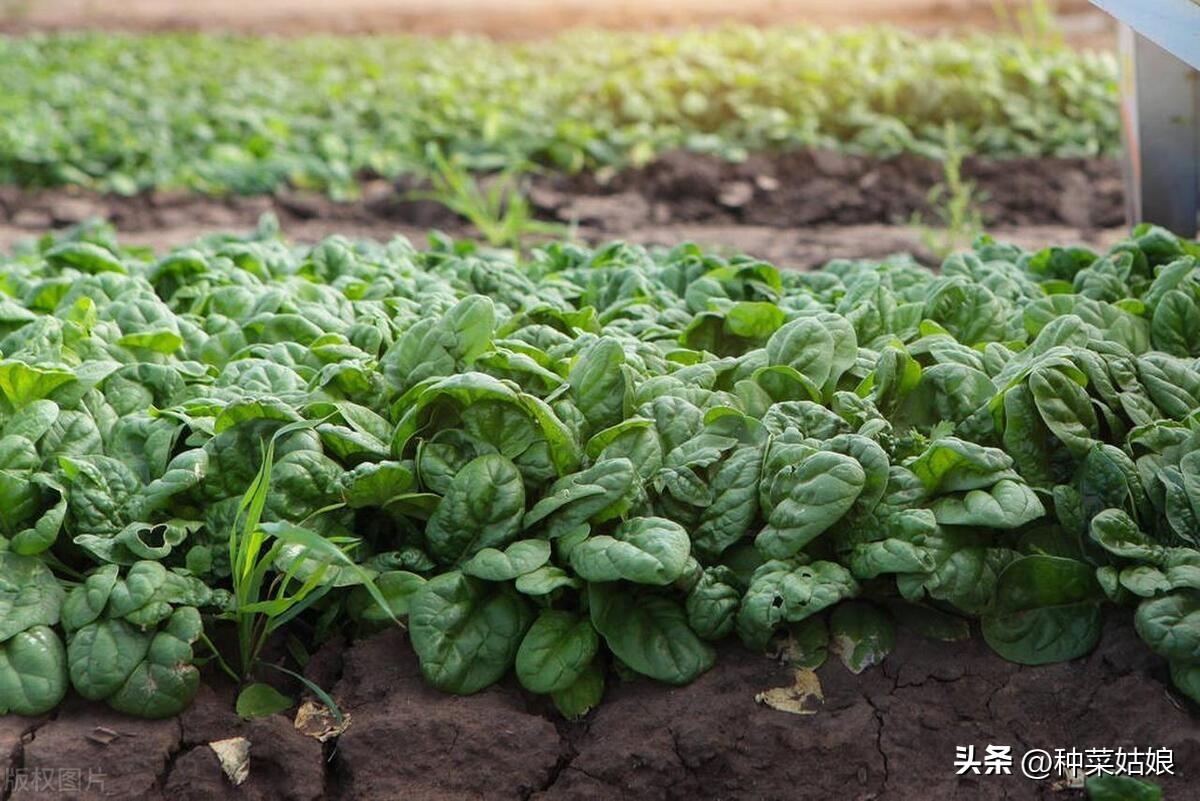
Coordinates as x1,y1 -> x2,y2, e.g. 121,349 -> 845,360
3,614 -> 1195,801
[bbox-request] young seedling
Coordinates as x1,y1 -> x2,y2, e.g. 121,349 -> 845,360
412,146 -> 569,252
911,123 -> 986,260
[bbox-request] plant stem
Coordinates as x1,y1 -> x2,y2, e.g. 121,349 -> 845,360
199,632 -> 243,683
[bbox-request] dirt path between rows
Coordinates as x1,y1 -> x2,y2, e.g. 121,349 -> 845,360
0,151 -> 1127,267
0,0 -> 1116,48
3,617 -> 1195,801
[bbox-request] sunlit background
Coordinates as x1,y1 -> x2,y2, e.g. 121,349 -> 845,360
0,0 -> 1129,259
1,7 -> 1198,788
2,0 -> 1115,43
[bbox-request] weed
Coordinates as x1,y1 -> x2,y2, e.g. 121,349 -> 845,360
413,147 -> 569,251
205,420 -> 394,685
912,124 -> 986,260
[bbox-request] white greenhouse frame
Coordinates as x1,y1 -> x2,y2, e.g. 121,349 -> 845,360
1089,0 -> 1200,235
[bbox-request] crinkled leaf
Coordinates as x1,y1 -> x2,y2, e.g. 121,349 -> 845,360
1134,591 -> 1200,663
570,516 -> 691,586
67,618 -> 152,701
515,610 -> 599,694
0,552 -> 64,641
409,572 -> 532,694
461,539 -> 551,581
106,607 -> 203,718
756,451 -> 866,558
588,582 -> 715,685
0,625 -> 68,716
982,555 -> 1104,665
426,454 -> 525,565
931,479 -> 1045,529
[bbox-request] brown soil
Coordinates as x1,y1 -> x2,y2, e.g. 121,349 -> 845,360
531,151 -> 1125,231
3,616 -> 1195,801
0,152 -> 1127,268
0,0 -> 1117,50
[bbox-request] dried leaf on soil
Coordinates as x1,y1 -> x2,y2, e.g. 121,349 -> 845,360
755,668 -> 824,715
294,699 -> 352,742
209,736 -> 251,785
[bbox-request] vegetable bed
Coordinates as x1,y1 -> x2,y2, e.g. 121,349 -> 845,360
0,220 -> 1198,729
0,27 -> 1118,196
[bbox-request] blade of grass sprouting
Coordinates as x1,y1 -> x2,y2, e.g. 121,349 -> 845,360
230,438 -> 271,585
258,521 -> 399,627
233,419 -> 326,584
237,563 -> 329,616
243,540 -> 288,617
265,584 -> 335,634
259,661 -> 346,726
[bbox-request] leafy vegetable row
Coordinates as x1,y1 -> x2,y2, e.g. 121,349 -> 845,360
1,219 -> 1198,720
0,27 -> 1117,197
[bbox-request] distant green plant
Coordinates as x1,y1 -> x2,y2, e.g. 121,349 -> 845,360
912,124 -> 986,261
0,28 -> 1119,196
991,0 -> 1063,48
413,147 -> 568,251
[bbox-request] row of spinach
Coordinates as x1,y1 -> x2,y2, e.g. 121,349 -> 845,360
1,220 -> 1198,718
